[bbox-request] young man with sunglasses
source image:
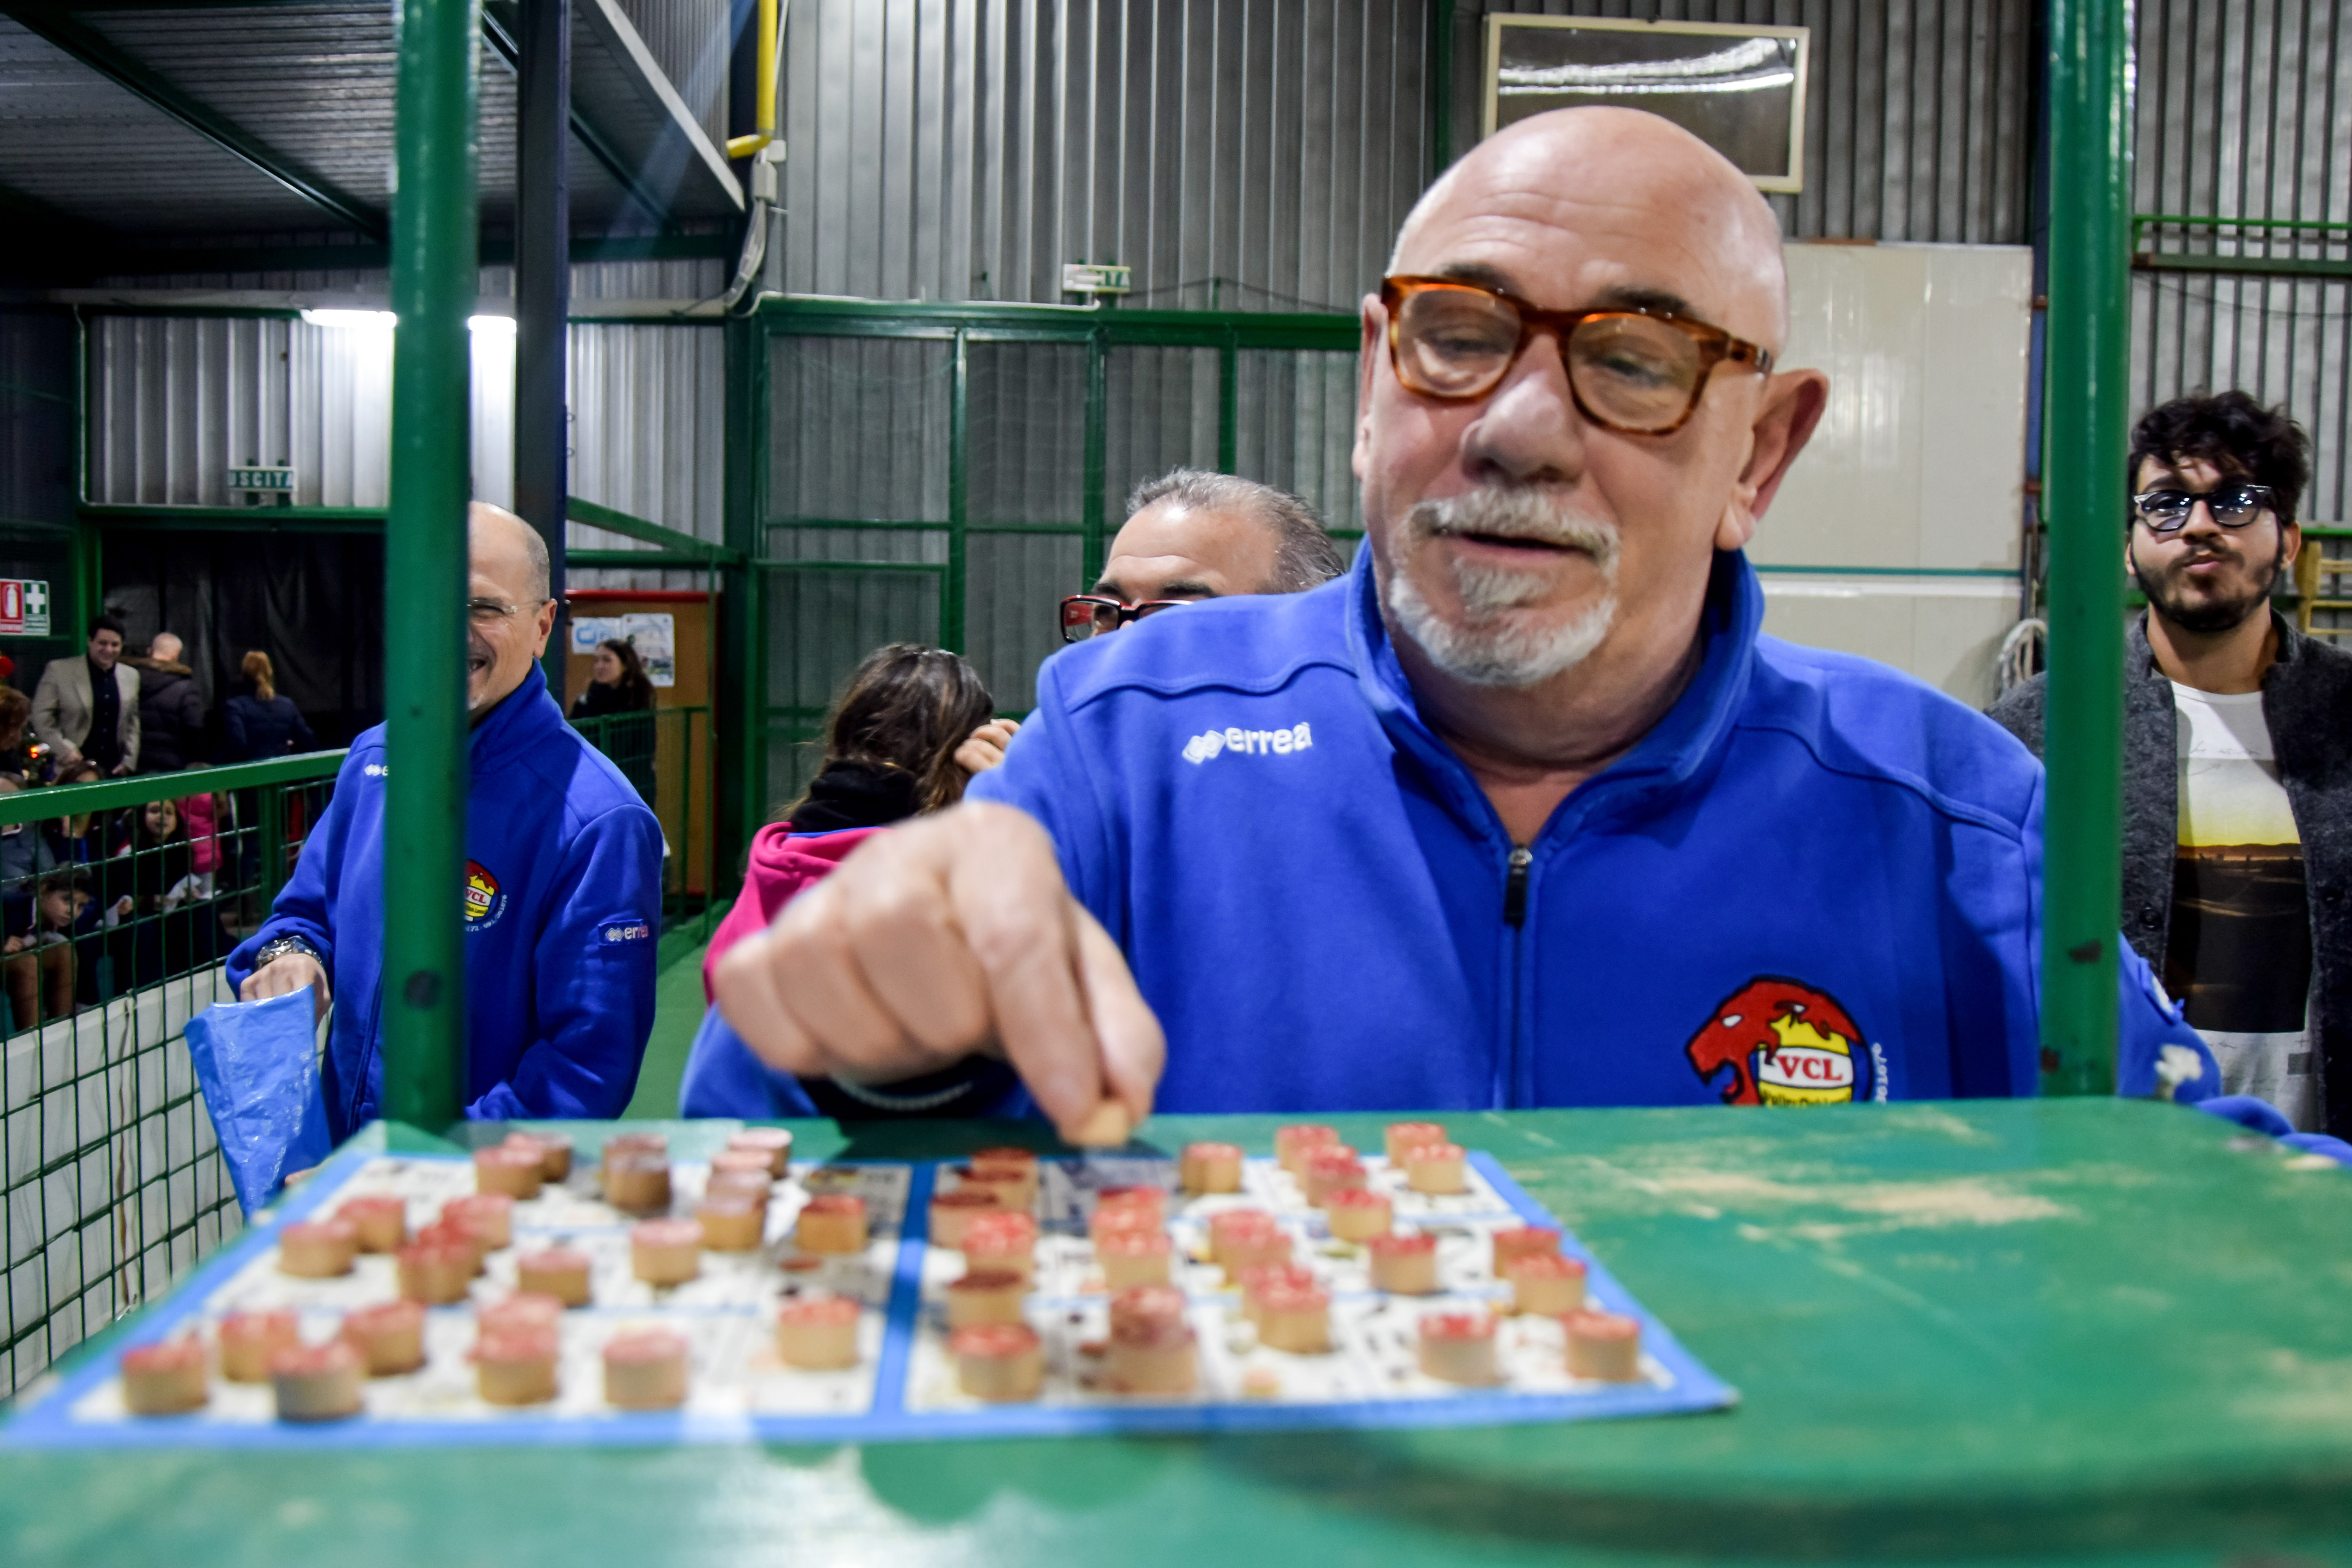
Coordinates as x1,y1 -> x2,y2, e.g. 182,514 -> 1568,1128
1993,393 -> 2352,1133
707,107 -> 2224,1141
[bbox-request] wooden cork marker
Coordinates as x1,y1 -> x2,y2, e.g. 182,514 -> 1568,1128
1069,1100 -> 1132,1149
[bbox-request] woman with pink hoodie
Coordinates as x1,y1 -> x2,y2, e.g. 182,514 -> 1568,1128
683,645 -> 1015,1117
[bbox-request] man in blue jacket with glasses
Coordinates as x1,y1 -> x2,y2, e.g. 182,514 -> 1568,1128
230,503 -> 664,1136
706,107 -> 2223,1145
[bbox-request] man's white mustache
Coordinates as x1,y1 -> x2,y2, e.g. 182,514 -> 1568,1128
1405,490 -> 1622,568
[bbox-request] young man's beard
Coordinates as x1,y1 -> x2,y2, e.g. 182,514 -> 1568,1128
2132,537 -> 2287,635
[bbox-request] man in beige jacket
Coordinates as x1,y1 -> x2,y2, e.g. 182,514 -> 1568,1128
32,615 -> 140,775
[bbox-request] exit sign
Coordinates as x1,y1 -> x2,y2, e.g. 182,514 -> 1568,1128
1061,263 -> 1132,296
0,579 -> 51,636
229,465 -> 295,505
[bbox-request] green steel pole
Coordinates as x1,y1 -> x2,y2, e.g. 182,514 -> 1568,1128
382,0 -> 479,1129
1081,330 -> 1107,586
2038,0 -> 2132,1094
946,329 -> 967,653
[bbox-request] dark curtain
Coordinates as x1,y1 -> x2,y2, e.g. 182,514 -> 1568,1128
103,530 -> 386,750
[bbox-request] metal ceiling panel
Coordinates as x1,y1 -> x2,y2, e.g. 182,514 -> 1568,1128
0,14 -> 323,233
0,2 -> 726,244
563,0 -> 743,218
613,0 -> 732,148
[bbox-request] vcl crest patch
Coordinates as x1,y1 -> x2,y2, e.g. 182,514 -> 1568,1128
464,860 -> 506,929
1685,976 -> 1884,1105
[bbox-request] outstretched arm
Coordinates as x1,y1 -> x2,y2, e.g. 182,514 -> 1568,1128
713,802 -> 1162,1146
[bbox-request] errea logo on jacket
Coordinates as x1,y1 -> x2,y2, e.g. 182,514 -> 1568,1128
1183,722 -> 1313,764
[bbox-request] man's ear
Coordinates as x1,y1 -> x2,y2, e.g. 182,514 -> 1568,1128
1715,368 -> 1829,552
532,599 -> 559,659
1352,296 -> 1383,484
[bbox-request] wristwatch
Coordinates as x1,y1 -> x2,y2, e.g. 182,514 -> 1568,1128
252,934 -> 322,969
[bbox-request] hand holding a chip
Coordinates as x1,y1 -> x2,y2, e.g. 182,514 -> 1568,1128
712,802 -> 1163,1146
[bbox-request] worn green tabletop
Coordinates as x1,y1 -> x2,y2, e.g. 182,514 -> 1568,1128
8,1099 -> 2352,1566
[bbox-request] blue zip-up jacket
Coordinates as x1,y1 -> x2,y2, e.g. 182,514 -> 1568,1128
684,546 -> 2216,1118
229,682 -> 664,1139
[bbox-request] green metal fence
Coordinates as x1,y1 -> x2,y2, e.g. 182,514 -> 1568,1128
744,298 -> 1363,815
0,751 -> 343,1396
568,705 -> 719,960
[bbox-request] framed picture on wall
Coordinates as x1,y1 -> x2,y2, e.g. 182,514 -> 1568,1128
1482,15 -> 1810,194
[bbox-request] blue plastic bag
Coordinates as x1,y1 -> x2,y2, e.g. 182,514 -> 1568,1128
184,986 -> 334,1215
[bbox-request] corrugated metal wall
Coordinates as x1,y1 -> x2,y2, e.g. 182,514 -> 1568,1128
83,261 -> 728,575
771,0 -> 1433,310
765,0 -> 2037,317
2130,0 -> 2352,524
0,309 -> 74,532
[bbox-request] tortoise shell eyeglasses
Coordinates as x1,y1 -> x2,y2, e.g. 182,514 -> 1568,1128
1381,275 -> 1774,436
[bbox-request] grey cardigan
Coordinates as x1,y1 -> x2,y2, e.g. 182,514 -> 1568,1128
1988,612 -> 2352,1134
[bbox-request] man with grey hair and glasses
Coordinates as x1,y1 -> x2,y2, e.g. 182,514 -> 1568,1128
1057,469 -> 1348,643
702,107 -> 2227,1143
956,470 -> 1347,775
230,502 -> 664,1137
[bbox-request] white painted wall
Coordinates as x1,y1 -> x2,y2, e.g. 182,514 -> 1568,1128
1757,242 -> 2033,708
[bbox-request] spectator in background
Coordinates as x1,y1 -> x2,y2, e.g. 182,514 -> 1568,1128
130,632 -> 207,772
229,502 -> 665,1131
1058,469 -> 1348,642
101,797 -> 207,986
570,639 -> 656,719
1991,391 -> 2352,1134
679,643 -> 1002,1118
222,652 -> 316,761
4,866 -> 88,1029
570,638 -> 658,806
0,775 -> 63,979
31,615 -> 140,775
0,686 -> 38,782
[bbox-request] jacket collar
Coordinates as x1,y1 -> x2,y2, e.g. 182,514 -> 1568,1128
469,679 -> 568,770
1343,541 -> 1763,848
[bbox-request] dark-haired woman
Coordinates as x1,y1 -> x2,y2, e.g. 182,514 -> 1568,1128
570,640 -> 658,805
221,652 -> 316,761
569,639 -> 656,718
678,644 -> 1014,1118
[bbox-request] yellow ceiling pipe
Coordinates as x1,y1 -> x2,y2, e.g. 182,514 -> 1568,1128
724,0 -> 780,159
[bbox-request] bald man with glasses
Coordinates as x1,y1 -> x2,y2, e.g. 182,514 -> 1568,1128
231,503 -> 665,1137
702,107 -> 2226,1141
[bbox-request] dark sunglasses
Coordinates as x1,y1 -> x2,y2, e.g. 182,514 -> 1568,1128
1381,274 -> 1773,435
1059,594 -> 1190,643
2130,483 -> 2278,535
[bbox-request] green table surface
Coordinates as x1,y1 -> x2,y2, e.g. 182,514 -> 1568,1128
9,1098 -> 2352,1566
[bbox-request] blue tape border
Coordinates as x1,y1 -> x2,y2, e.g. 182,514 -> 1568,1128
3,1150 -> 1736,1450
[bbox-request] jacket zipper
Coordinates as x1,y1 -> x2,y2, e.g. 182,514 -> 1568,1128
1502,844 -> 1532,1107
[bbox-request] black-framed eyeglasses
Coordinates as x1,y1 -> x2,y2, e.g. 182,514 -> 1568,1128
1381,274 -> 1774,435
1059,594 -> 1190,643
2130,483 -> 2278,535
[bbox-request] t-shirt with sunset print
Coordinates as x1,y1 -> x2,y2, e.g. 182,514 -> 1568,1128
2164,683 -> 2316,1129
